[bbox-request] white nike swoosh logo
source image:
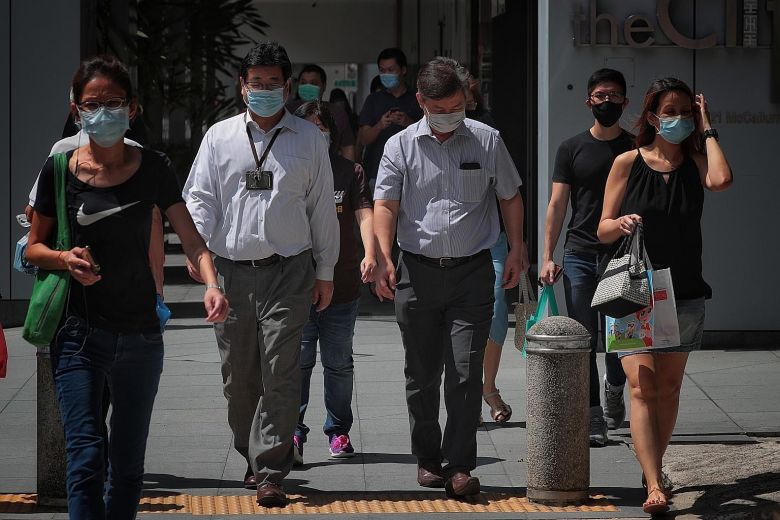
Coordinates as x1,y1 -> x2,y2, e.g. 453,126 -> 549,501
76,201 -> 141,226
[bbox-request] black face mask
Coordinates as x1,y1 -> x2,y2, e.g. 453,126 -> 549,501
591,101 -> 624,127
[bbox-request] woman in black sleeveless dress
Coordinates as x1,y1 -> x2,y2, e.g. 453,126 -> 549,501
598,78 -> 732,515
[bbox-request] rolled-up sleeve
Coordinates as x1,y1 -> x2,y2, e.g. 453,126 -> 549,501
306,137 -> 340,280
182,130 -> 220,243
493,133 -> 522,200
374,136 -> 405,201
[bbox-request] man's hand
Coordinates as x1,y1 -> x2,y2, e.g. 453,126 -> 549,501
204,288 -> 229,323
390,111 -> 413,128
360,256 -> 377,283
377,110 -> 395,130
502,244 -> 530,289
373,257 -> 396,301
312,279 -> 334,312
539,259 -> 559,286
186,257 -> 205,283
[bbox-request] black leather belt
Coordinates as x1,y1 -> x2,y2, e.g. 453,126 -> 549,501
229,254 -> 281,267
403,249 -> 489,268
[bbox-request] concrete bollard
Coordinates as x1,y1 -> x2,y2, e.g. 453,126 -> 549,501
525,315 -> 591,506
36,349 -> 67,506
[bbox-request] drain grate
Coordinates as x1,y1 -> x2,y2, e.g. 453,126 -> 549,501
0,492 -> 618,515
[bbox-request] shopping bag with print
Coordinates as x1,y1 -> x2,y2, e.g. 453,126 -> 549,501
513,272 -> 537,351
647,268 -> 680,348
14,232 -> 38,275
605,269 -> 680,352
522,284 -> 559,357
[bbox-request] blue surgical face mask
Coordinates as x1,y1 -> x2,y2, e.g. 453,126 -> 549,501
380,73 -> 400,89
78,106 -> 130,148
247,87 -> 285,117
298,83 -> 321,102
655,114 -> 695,144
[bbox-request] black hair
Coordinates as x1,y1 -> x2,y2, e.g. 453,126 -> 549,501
298,64 -> 327,86
369,75 -> 382,92
72,55 -> 133,104
328,88 -> 353,115
294,100 -> 338,153
377,48 -> 407,69
416,56 -> 468,100
240,41 -> 292,81
587,68 -> 627,95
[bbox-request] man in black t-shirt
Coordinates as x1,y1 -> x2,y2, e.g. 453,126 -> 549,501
357,48 -> 423,181
541,69 -> 634,447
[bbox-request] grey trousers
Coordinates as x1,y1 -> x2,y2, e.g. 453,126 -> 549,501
213,251 -> 314,485
394,251 -> 495,472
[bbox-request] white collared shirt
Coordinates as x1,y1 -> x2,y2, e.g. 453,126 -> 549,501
183,109 -> 339,280
374,117 -> 522,258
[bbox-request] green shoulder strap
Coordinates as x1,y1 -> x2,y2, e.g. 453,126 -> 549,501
52,153 -> 71,252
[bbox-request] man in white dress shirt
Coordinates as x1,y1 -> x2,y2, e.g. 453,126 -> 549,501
183,42 -> 339,507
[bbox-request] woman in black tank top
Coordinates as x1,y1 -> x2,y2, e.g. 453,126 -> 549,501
597,78 -> 733,514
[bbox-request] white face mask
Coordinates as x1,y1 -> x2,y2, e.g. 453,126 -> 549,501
425,107 -> 465,133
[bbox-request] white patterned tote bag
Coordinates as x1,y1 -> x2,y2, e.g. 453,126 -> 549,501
591,223 -> 651,318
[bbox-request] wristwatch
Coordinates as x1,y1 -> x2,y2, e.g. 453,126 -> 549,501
703,128 -> 719,142
205,284 -> 224,292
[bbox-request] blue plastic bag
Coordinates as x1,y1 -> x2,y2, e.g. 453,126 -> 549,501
156,294 -> 172,332
14,233 -> 38,275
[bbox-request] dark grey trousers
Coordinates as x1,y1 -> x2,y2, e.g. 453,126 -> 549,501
213,251 -> 314,485
394,251 -> 495,472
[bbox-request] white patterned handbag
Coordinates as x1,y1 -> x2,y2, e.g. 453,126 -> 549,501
591,224 -> 651,318
513,272 -> 538,351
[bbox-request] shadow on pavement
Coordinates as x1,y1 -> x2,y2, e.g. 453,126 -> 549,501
297,452 -> 505,470
670,471 -> 780,519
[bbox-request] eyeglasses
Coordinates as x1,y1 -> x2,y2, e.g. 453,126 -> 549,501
244,81 -> 286,91
77,97 -> 128,113
589,91 -> 625,103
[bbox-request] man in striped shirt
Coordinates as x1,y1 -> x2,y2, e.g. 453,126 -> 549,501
373,57 -> 529,499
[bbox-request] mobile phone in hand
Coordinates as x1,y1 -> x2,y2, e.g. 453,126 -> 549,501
83,246 -> 101,274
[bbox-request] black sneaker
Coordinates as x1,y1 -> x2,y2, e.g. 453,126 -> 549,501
589,406 -> 608,447
603,377 -> 626,430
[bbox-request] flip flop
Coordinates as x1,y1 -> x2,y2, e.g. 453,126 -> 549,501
483,390 -> 512,423
642,487 -> 669,515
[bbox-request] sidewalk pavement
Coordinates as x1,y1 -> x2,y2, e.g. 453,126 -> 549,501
1,307 -> 779,519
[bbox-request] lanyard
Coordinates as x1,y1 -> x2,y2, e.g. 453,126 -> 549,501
245,125 -> 282,171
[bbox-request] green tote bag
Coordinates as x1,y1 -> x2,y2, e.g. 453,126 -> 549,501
23,153 -> 71,348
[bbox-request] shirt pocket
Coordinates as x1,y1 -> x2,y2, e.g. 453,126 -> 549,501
271,153 -> 311,194
455,168 -> 488,203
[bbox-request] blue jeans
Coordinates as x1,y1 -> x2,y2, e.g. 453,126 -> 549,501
562,250 -> 626,407
489,233 -> 509,345
297,299 -> 360,442
52,316 -> 164,520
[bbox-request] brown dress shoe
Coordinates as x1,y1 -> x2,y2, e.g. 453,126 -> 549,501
445,471 -> 480,498
243,466 -> 257,490
256,482 -> 288,507
417,462 -> 445,488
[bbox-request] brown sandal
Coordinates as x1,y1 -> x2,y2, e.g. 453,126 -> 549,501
483,390 -> 512,423
642,487 -> 669,514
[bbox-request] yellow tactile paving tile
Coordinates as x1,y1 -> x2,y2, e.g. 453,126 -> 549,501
0,492 -> 618,515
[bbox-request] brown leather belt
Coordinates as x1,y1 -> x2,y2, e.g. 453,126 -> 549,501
403,249 -> 489,268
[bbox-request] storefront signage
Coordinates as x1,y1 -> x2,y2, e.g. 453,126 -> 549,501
572,0 -> 780,101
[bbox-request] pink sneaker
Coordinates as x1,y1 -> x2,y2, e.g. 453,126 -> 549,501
328,434 -> 356,459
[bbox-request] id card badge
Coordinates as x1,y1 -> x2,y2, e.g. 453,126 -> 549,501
245,169 -> 273,190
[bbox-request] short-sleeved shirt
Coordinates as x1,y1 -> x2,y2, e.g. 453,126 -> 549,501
34,149 -> 183,332
330,153 -> 373,304
358,88 -> 423,179
374,118 -> 522,258
286,99 -> 356,150
552,130 -> 634,253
